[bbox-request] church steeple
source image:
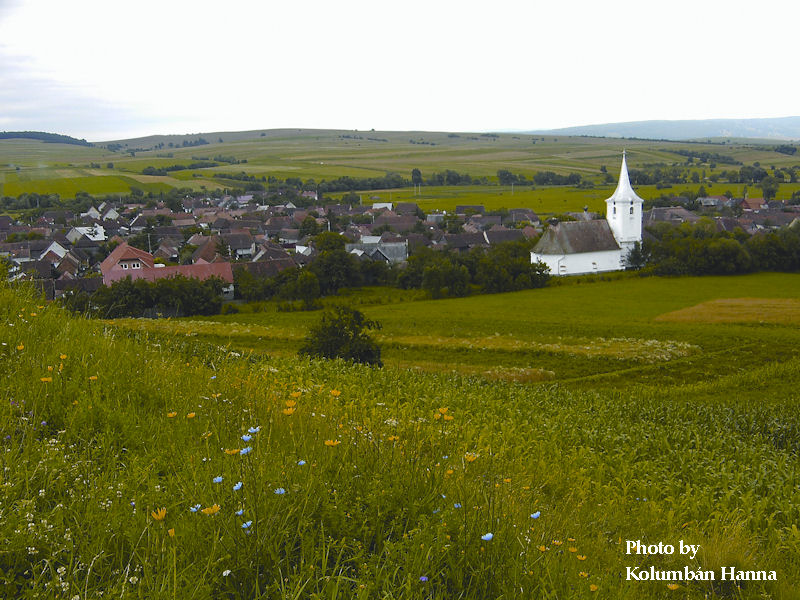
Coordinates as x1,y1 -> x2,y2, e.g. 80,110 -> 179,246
605,151 -> 643,248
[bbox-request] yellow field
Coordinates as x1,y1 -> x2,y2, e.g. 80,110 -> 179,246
656,297 -> 800,324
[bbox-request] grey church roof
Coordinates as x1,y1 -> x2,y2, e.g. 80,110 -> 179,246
533,220 -> 620,255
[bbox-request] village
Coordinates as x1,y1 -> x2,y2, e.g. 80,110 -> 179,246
1,159 -> 799,302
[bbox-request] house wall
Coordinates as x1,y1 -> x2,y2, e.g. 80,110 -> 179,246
531,249 -> 624,276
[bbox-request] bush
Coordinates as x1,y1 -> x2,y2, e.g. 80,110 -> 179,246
298,305 -> 382,366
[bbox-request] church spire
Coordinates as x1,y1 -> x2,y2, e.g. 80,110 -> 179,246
607,150 -> 643,204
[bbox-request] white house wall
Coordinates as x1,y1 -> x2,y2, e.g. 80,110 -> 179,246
531,249 -> 624,276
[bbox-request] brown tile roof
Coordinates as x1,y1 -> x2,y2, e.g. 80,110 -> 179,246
533,220 -> 620,255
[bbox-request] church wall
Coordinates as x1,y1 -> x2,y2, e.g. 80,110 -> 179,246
531,249 -> 624,276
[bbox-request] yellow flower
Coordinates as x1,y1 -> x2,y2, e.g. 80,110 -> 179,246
579,572 -> 588,578
503,478 -> 511,483
16,344 -> 24,351
667,584 -> 680,590
445,469 -> 454,475
282,407 -> 296,415
569,547 -> 578,553
224,448 -> 240,455
201,431 -> 213,440
330,389 -> 341,397
47,365 -> 53,371
201,504 -> 220,515
438,407 -> 448,414
290,391 -> 301,398
464,452 -> 478,462
443,414 -> 454,421
186,412 -> 196,419
151,507 -> 166,521
40,376 -> 52,383
522,485 -> 531,490
577,555 -> 587,561
88,375 -> 98,381
552,540 -> 562,546
538,545 -> 547,552
434,413 -> 442,420
285,399 -> 297,408
589,584 -> 598,592
60,354 -> 67,360
387,435 -> 399,442
324,440 -> 341,447
167,412 -> 177,418
30,312 -> 37,317
167,528 -> 175,537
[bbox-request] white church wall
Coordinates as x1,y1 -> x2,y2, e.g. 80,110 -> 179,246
531,249 -> 624,276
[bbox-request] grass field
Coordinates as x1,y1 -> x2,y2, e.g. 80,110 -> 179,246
2,130 -> 799,209
4,273 -> 800,598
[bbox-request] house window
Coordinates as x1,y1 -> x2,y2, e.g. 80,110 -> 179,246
592,262 -> 598,271
132,262 -> 141,269
121,263 -> 128,270
613,204 -> 616,215
629,206 -> 634,215
559,265 -> 567,274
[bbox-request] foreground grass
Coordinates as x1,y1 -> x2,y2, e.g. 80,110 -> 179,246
3,282 -> 800,598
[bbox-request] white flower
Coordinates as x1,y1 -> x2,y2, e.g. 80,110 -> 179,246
222,569 -> 231,577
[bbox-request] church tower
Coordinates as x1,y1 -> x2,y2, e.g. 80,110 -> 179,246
605,151 -> 643,251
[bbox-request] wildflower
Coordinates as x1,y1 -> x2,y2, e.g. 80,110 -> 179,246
552,540 -> 562,546
210,375 -> 216,379
47,365 -> 53,371
189,504 -> 201,512
667,584 -> 680,590
167,528 -> 175,537
241,521 -> 252,529
88,375 -> 97,381
241,434 -> 252,442
17,344 -> 24,350
40,377 -> 52,383
151,507 -> 166,521
503,478 -> 511,483
464,453 -> 478,462
446,469 -> 454,475
454,503 -> 462,508
387,435 -> 399,442
201,504 -> 220,515
569,547 -> 578,553
233,481 -> 243,491
443,414 -> 454,421
201,431 -> 213,440
330,389 -> 341,397
579,572 -> 588,578
167,412 -> 177,418
481,533 -> 493,541
282,407 -> 296,415
60,354 -> 67,360
438,407 -> 448,414
538,545 -> 547,552
531,511 -> 540,519
590,584 -> 598,592
186,412 -> 196,419
297,460 -> 306,466
235,509 -> 244,516
224,448 -> 240,455
285,400 -> 297,408
324,439 -> 341,446
248,426 -> 260,433
290,391 -> 301,398
274,487 -> 286,495
222,569 -> 231,577
419,576 -> 428,582
213,476 -> 223,483
240,446 -> 252,455
577,555 -> 587,561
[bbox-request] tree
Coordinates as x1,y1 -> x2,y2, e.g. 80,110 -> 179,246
411,168 -> 423,185
759,175 -> 780,202
299,305 -> 382,366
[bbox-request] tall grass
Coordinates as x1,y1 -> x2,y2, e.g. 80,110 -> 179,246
2,282 -> 800,598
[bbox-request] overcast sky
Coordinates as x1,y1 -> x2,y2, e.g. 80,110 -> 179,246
1,0 -> 797,141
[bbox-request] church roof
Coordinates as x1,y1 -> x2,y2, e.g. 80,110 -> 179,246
533,220 -> 620,255
606,151 -> 644,205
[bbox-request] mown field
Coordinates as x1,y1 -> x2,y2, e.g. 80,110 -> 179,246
2,130 -> 799,210
4,274 -> 800,599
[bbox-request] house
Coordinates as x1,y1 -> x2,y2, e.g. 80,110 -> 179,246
531,152 -> 642,275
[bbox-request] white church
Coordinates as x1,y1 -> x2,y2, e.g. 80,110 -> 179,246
531,152 -> 643,276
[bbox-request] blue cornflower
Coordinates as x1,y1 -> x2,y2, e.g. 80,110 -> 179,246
481,533 -> 493,541
241,434 -> 252,442
248,426 -> 260,434
454,503 -> 462,509
241,521 -> 252,529
213,476 -> 223,483
233,481 -> 243,491
433,508 -> 440,514
235,509 -> 244,516
297,460 -> 306,466
274,488 -> 286,495
210,375 -> 216,379
531,511 -> 541,519
240,446 -> 252,455
419,576 -> 428,582
190,504 -> 201,512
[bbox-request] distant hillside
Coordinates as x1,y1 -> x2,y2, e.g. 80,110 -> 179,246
530,117 -> 800,141
0,131 -> 93,146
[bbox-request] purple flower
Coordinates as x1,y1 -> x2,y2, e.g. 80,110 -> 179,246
481,533 -> 493,541
419,576 -> 428,582
241,521 -> 252,529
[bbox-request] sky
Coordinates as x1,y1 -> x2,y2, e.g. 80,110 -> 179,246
1,0 -> 798,141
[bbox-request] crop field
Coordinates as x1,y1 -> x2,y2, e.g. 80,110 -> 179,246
4,272 -> 800,598
3,129 -> 799,209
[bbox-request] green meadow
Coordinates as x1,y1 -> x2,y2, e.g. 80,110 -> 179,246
2,130 -> 799,209
4,273 -> 800,598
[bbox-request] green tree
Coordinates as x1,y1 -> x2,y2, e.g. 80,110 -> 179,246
759,175 -> 780,202
299,305 -> 382,366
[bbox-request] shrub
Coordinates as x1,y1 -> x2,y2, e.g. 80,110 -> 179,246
298,305 -> 382,366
